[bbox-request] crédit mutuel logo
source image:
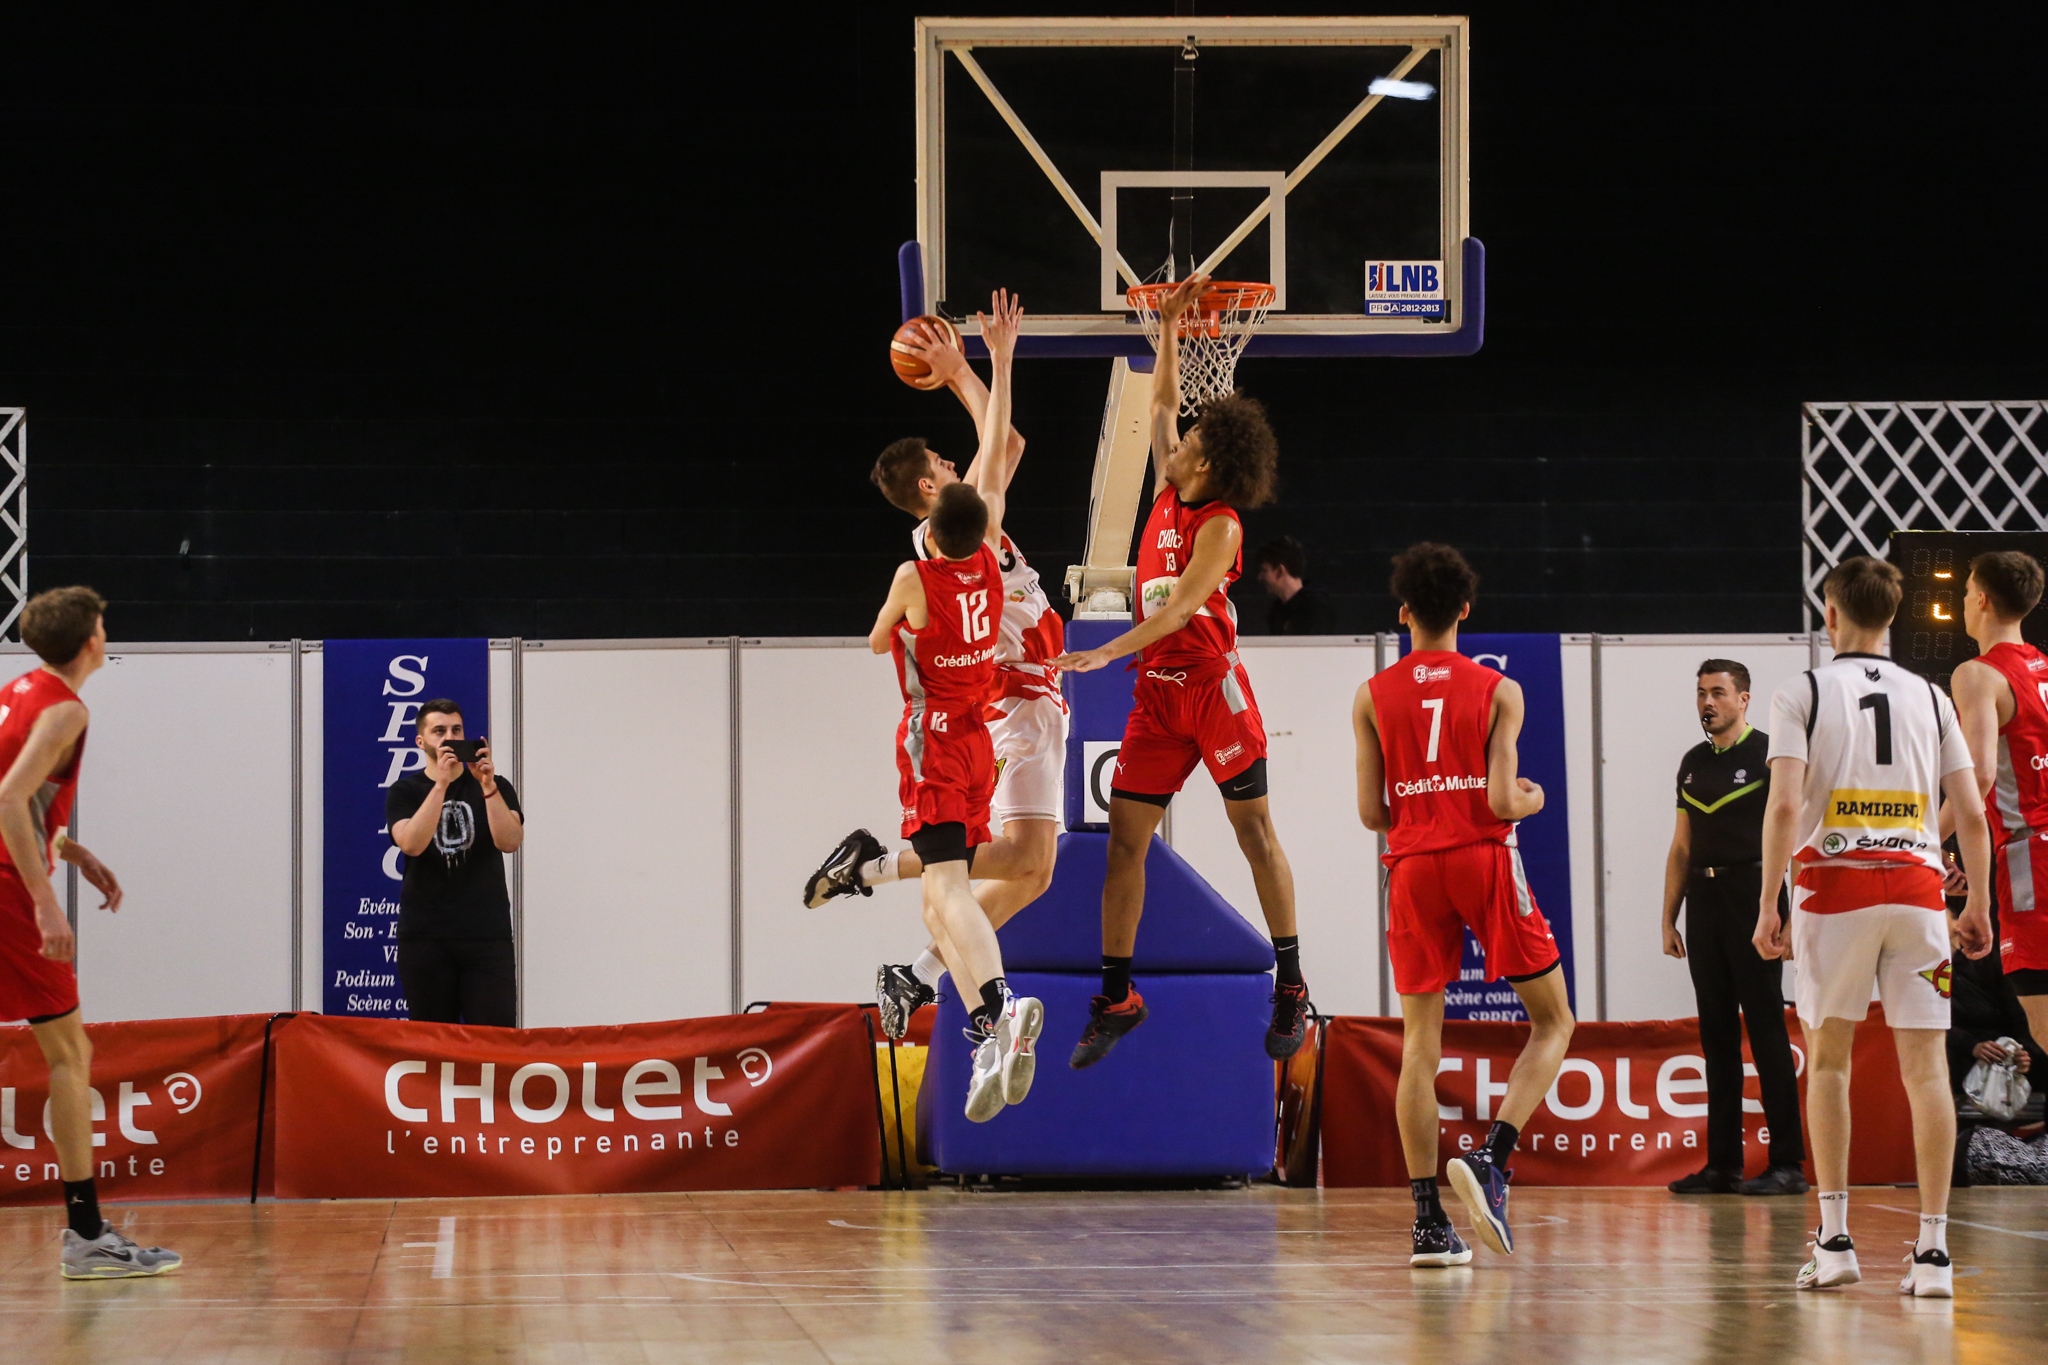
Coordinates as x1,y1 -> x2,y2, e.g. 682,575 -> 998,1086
3,1071 -> 205,1186
378,1048 -> 773,1162
1394,773 -> 1486,797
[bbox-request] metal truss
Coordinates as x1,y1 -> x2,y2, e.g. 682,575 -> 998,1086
0,410 -> 22,639
1801,401 -> 2048,627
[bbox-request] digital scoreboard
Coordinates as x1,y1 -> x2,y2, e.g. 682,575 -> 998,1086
1887,530 -> 2048,692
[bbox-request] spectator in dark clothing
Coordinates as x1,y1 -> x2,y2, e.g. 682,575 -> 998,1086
1254,535 -> 1334,634
1949,899 -> 2044,1088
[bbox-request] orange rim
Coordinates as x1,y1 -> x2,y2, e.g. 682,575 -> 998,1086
1125,281 -> 1275,337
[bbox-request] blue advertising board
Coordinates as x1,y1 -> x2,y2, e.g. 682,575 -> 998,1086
322,638 -> 490,1017
1398,633 -> 1577,1020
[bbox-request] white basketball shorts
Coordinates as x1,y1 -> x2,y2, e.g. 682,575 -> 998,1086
1791,903 -> 1953,1031
988,693 -> 1067,827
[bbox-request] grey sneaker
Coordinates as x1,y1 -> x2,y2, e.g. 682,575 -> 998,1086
61,1221 -> 182,1279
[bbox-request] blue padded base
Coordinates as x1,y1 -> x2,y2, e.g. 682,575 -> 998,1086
925,971 -> 1277,1178
997,832 -> 1276,973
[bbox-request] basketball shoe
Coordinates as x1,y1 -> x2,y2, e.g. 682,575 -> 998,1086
965,1025 -> 1007,1123
1899,1245 -> 1953,1298
998,993 -> 1044,1104
1266,980 -> 1311,1059
1409,1219 -> 1473,1268
1446,1153 -> 1514,1255
875,964 -> 935,1040
61,1222 -> 182,1279
1795,1231 -> 1861,1289
1069,989 -> 1148,1069
803,829 -> 886,908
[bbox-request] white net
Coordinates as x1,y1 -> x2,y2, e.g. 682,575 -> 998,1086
1128,282 -> 1276,415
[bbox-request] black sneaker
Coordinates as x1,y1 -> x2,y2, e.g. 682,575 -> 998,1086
1667,1166 -> 1740,1194
1068,989 -> 1148,1070
803,829 -> 886,909
1409,1217 -> 1473,1268
875,963 -> 935,1040
1739,1163 -> 1811,1196
1266,980 -> 1311,1060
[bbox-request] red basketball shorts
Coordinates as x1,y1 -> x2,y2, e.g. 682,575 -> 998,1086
1387,841 -> 1559,995
1112,655 -> 1267,797
1995,831 -> 2048,973
897,707 -> 994,847
0,865 -> 79,1023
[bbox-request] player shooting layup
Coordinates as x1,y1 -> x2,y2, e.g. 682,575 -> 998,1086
0,587 -> 182,1278
1755,555 -> 1992,1297
804,311 -> 1066,1040
863,292 -> 1044,1122
1052,273 -> 1310,1068
1352,543 -> 1574,1268
1948,550 -> 2048,1054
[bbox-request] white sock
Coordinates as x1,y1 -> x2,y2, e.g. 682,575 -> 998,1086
1818,1190 -> 1850,1242
863,852 -> 901,887
1917,1214 -> 1948,1256
912,948 -> 946,988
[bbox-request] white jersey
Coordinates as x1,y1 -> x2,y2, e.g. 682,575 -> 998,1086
914,523 -> 1064,704
1766,652 -> 1974,893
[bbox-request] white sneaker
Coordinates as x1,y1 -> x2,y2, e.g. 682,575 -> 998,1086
1795,1230 -> 1861,1289
1899,1245 -> 1953,1298
964,1028 -> 1007,1123
999,995 -> 1044,1105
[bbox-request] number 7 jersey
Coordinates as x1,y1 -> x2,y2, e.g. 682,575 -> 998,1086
1766,651 -> 1974,901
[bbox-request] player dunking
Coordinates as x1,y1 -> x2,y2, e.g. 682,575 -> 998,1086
0,587 -> 182,1278
1352,544 -> 1574,1268
803,312 -> 1067,1040
864,292 -> 1043,1121
1755,556 -> 1992,1297
1949,550 -> 2048,1054
1052,273 -> 1310,1067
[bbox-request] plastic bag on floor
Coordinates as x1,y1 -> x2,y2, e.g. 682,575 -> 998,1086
1965,1125 -> 2048,1185
1963,1037 -> 2033,1122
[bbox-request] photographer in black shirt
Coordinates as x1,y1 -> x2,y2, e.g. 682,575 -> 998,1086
387,698 -> 524,1026
1660,659 -> 1807,1196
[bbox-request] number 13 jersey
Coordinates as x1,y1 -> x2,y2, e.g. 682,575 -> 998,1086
1766,651 -> 1974,910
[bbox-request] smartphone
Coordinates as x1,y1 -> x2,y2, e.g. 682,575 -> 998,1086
445,738 -> 486,763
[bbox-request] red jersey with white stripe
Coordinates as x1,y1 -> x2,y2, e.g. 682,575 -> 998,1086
891,544 -> 1003,714
914,524 -> 1064,706
0,669 -> 86,874
1135,487 -> 1240,668
1974,641 -> 2048,845
1370,650 -> 1515,859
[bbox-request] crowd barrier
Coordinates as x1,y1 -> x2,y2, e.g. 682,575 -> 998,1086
3,1004 -> 1919,1201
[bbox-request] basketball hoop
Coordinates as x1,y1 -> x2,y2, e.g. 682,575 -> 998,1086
1127,280 -> 1276,414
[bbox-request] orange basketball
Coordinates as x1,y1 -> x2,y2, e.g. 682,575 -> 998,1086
890,315 -> 961,388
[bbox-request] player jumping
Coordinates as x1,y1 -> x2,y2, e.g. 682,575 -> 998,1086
864,291 -> 1043,1121
804,315 -> 1066,1041
1353,543 -> 1574,1268
0,587 -> 183,1278
1052,272 -> 1310,1067
1755,555 -> 1993,1298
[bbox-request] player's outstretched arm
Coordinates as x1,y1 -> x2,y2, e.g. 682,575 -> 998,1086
1049,513 -> 1239,673
868,562 -> 923,655
971,289 -> 1023,545
1944,763 -> 1995,958
0,702 -> 90,961
1752,756 -> 1805,960
1352,682 -> 1391,834
909,325 -> 1027,495
1148,273 -> 1207,485
1483,677 -> 1544,822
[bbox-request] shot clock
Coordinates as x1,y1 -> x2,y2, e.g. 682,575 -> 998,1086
1887,530 -> 2048,692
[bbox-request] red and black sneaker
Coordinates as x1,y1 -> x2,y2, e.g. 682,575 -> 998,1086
1265,980 -> 1311,1060
1068,989 -> 1148,1070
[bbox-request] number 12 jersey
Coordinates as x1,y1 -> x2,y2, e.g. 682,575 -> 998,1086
891,543 -> 1003,843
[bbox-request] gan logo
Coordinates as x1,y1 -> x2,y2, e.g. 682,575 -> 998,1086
1820,832 -> 1848,855
1412,664 -> 1453,684
1918,959 -> 1953,999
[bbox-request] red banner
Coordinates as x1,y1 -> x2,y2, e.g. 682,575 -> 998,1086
273,1005 -> 879,1198
0,1014 -> 273,1206
1322,1007 -> 1917,1186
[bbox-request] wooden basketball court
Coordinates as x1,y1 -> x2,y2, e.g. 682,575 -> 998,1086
4,1186 -> 2043,1362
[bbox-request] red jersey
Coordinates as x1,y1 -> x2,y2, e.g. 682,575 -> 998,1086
1977,641 -> 2048,844
1134,487 -> 1241,668
1369,650 -> 1514,859
0,669 -> 86,874
892,544 -> 1003,714
914,524 -> 1064,706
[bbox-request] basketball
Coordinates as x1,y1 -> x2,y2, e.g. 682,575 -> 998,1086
889,314 -> 961,388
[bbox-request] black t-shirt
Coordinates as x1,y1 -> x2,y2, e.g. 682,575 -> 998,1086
385,772 -> 522,940
1268,585 -> 1334,635
1676,725 -> 1772,869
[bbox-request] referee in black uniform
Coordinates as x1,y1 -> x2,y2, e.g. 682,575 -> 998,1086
1661,659 -> 1808,1195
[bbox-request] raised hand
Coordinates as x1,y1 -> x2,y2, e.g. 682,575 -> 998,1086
1157,272 -> 1210,326
900,323 -> 967,390
978,288 -> 1024,367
